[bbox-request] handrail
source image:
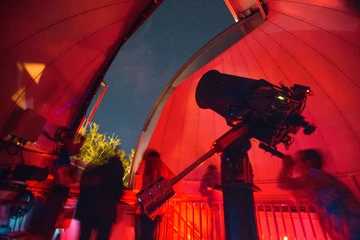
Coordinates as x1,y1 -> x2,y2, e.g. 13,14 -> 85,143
167,201 -> 203,239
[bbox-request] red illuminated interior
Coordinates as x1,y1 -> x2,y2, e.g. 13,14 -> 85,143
132,0 -> 360,195
1,0 -> 359,239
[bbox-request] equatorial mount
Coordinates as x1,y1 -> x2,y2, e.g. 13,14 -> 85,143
136,70 -> 316,240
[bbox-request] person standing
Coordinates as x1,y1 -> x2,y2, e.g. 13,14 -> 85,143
278,149 -> 360,240
136,150 -> 174,240
75,156 -> 125,240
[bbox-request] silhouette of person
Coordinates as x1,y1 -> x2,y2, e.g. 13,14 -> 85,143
75,156 -> 125,240
28,134 -> 85,240
278,149 -> 360,240
136,150 -> 174,240
199,165 -> 221,207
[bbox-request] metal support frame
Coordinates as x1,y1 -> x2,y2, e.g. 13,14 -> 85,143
86,82 -> 108,124
255,0 -> 268,19
218,130 -> 259,240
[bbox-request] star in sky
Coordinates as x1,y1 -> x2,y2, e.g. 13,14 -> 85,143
89,0 -> 234,154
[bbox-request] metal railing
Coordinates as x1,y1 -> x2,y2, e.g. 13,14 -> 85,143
157,200 -> 329,240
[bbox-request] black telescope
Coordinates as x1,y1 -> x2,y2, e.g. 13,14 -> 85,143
195,70 -> 316,240
196,70 -> 315,150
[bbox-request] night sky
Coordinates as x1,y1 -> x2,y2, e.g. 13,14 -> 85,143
90,0 -> 234,154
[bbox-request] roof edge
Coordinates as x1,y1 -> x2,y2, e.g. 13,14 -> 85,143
70,0 -> 165,132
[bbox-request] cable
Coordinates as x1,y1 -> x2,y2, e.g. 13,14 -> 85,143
54,127 -> 74,143
27,181 -> 41,190
41,128 -> 57,142
3,141 -> 20,155
20,149 -> 25,164
0,139 -> 57,156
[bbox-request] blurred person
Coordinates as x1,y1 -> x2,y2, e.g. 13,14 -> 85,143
199,165 -> 221,207
28,134 -> 85,240
136,149 -> 174,240
75,156 -> 125,240
199,165 -> 222,240
278,149 -> 360,240
137,149 -> 174,188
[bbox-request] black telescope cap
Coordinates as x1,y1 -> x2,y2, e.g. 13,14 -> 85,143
195,70 -> 262,119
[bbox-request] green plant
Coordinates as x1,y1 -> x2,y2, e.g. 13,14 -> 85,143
123,149 -> 134,187
75,122 -> 133,186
